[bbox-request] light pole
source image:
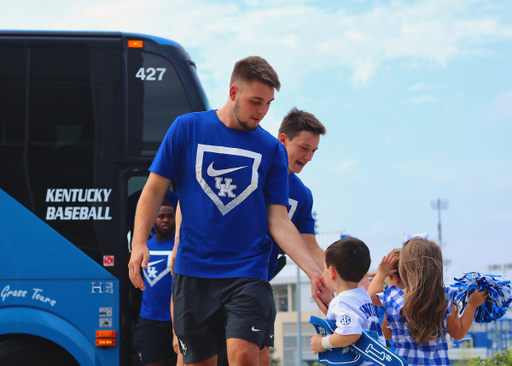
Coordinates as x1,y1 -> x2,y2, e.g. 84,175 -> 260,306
430,199 -> 448,243
296,265 -> 302,366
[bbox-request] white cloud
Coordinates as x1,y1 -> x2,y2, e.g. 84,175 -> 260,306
350,61 -> 378,86
2,0 -> 512,92
411,95 -> 437,104
408,83 -> 426,92
391,156 -> 512,191
334,158 -> 359,173
490,89 -> 512,119
385,133 -> 408,143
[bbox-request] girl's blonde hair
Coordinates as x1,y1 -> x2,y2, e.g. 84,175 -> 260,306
399,238 -> 446,345
390,248 -> 400,272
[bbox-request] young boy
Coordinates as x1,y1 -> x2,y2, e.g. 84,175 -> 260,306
310,237 -> 384,364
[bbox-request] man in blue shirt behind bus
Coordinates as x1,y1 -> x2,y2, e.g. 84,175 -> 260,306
134,201 -> 177,366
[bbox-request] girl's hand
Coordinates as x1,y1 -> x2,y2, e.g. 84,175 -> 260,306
377,253 -> 398,277
468,289 -> 488,308
311,334 -> 326,354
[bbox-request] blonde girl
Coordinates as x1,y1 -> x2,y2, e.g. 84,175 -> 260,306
368,235 -> 487,365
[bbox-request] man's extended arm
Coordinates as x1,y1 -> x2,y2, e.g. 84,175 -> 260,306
301,233 -> 325,270
128,172 -> 171,290
267,203 -> 327,313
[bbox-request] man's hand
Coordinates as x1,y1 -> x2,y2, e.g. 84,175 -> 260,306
314,276 -> 333,315
312,274 -> 331,315
128,244 -> 150,290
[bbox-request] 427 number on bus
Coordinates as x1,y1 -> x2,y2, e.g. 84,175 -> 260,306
135,67 -> 166,81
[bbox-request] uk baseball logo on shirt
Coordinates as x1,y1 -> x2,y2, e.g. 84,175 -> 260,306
196,144 -> 262,215
143,250 -> 173,287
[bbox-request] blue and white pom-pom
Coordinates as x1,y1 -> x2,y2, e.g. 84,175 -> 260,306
451,272 -> 512,323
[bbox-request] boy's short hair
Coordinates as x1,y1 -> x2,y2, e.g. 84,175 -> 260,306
325,237 -> 371,283
278,107 -> 326,141
230,56 -> 281,91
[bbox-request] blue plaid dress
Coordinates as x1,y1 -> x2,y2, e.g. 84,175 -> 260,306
377,286 -> 455,366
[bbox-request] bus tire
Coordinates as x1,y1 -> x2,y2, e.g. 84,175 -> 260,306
0,335 -> 80,366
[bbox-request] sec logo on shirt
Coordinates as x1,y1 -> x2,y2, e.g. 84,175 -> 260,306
339,314 -> 352,325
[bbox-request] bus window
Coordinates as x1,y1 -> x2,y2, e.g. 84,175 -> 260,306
186,60 -> 211,111
128,51 -> 193,157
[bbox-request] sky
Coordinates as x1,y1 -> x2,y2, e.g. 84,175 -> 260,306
2,0 -> 511,280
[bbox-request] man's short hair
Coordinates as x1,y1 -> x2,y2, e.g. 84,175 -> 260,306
325,237 -> 370,283
230,56 -> 281,91
278,107 -> 326,141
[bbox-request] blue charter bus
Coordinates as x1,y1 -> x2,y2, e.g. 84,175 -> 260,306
0,31 -> 209,365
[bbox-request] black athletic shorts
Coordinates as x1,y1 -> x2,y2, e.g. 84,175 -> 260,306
133,317 -> 176,365
263,293 -> 276,347
173,274 -> 273,364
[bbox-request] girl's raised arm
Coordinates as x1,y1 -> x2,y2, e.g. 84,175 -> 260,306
367,253 -> 397,306
447,290 -> 487,340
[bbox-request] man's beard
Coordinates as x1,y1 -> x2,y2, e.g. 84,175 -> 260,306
233,100 -> 258,131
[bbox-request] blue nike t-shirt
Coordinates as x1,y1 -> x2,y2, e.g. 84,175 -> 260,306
267,172 -> 315,280
150,110 -> 289,280
139,236 -> 175,321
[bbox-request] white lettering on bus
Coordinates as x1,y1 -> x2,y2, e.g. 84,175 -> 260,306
1,285 -> 28,301
32,288 -> 57,306
46,206 -> 112,220
45,189 -> 113,203
1,286 -> 56,306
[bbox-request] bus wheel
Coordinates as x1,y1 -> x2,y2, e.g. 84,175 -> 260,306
0,335 -> 80,366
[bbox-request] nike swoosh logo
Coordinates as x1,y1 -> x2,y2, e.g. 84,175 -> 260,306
251,326 -> 261,332
270,334 -> 274,338
148,259 -> 165,267
207,162 -> 247,177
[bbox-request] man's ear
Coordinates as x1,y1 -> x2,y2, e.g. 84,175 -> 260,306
229,85 -> 238,101
278,133 -> 288,145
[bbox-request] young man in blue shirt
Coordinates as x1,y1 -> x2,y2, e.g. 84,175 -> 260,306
129,56 -> 326,366
260,107 -> 327,366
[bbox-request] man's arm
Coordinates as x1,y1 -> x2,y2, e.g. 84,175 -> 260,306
267,204 -> 327,313
128,172 -> 171,290
301,233 -> 324,270
301,234 -> 333,307
170,201 -> 181,275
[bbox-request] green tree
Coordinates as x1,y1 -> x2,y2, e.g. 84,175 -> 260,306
469,349 -> 512,366
270,347 -> 281,366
